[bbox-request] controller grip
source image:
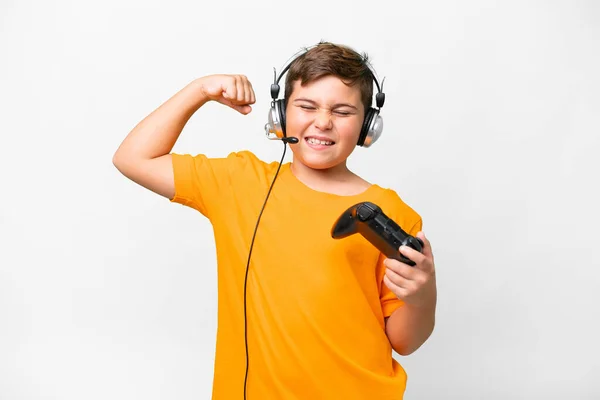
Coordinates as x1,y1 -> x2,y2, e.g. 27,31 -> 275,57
331,202 -> 424,266
386,236 -> 423,266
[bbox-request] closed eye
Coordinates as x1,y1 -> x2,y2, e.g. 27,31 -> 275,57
295,101 -> 356,117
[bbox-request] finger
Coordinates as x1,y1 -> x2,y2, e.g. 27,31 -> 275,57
247,79 -> 256,104
400,246 -> 433,273
384,268 -> 411,289
232,104 -> 252,115
240,76 -> 250,104
223,77 -> 237,101
384,258 -> 418,280
399,245 -> 426,266
416,231 -> 434,259
236,75 -> 247,103
384,275 -> 411,299
241,76 -> 254,104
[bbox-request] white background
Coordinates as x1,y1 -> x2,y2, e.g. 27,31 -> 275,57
1,0 -> 599,399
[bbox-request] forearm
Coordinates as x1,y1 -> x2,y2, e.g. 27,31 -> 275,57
385,300 -> 436,356
113,78 -> 209,163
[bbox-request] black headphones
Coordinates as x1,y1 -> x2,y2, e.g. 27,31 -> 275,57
264,46 -> 386,148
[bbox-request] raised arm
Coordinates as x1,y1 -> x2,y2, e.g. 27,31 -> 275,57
112,74 -> 256,199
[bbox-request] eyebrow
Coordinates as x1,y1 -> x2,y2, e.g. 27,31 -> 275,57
293,98 -> 358,110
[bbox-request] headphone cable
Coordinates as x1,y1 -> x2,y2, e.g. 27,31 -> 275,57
243,140 -> 289,399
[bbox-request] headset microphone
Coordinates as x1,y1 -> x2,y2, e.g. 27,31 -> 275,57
281,137 -> 299,144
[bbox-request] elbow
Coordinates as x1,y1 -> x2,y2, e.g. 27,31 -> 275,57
112,152 -> 120,168
112,152 -> 123,172
112,147 -> 130,169
112,151 -> 131,176
389,321 -> 435,356
392,342 -> 421,356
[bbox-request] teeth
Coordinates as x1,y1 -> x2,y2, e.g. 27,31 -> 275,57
307,137 -> 333,145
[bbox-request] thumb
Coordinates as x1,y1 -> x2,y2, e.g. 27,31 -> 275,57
232,104 -> 252,115
219,96 -> 253,115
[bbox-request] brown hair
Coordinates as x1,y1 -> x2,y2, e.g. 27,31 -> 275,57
283,41 -> 374,113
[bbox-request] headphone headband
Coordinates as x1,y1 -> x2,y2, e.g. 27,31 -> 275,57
270,45 -> 385,109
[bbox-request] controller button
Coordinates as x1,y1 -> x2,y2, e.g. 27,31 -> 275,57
356,205 -> 374,221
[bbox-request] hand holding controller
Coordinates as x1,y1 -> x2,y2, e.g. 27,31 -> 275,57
331,202 -> 424,266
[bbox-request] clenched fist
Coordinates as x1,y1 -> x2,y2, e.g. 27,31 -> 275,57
197,74 -> 256,115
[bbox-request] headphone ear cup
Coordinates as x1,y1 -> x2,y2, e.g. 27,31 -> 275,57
267,100 -> 287,139
277,99 -> 287,137
357,108 -> 383,147
358,108 -> 375,146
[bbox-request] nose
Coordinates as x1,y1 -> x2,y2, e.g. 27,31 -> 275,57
314,110 -> 333,131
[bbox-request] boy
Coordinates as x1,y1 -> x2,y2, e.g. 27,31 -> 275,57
113,42 -> 437,399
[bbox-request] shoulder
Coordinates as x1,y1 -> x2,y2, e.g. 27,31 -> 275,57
227,150 -> 283,175
178,149 -> 264,162
223,149 -> 263,164
373,186 -> 423,234
192,149 -> 271,171
171,149 -> 277,181
215,150 -> 287,188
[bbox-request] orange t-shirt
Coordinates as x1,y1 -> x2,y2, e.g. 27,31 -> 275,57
170,150 -> 422,399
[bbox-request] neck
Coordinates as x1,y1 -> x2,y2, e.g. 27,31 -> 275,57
290,157 -> 353,188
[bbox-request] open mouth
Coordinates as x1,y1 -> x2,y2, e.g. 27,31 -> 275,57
305,137 -> 335,146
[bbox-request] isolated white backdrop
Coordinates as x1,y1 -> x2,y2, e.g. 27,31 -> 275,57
1,0 -> 599,399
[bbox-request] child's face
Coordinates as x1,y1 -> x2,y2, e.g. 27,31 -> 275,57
285,75 -> 365,170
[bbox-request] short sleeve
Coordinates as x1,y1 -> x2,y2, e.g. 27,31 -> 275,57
377,200 -> 423,318
169,151 -> 254,218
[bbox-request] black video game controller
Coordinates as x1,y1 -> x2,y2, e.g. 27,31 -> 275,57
331,202 -> 424,266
